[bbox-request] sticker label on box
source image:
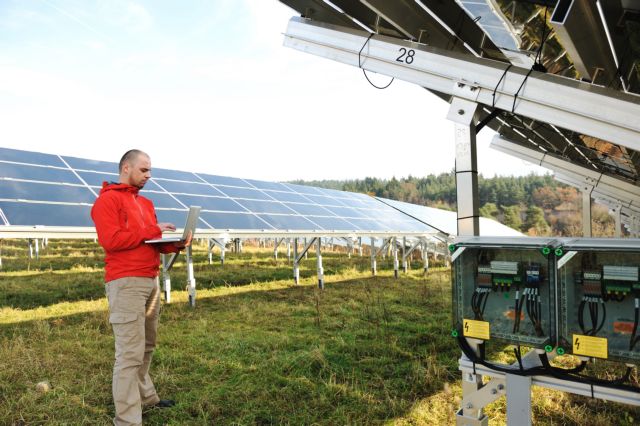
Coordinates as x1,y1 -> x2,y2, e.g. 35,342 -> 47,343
463,319 -> 490,340
572,334 -> 608,359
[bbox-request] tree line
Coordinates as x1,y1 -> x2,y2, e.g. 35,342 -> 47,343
291,173 -> 617,236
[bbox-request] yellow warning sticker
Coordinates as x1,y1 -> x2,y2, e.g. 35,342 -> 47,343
463,319 -> 490,340
572,334 -> 608,359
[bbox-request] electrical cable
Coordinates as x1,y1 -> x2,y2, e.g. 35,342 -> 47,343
357,33 -> 394,90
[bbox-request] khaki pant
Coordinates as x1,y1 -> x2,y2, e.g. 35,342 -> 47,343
105,277 -> 162,426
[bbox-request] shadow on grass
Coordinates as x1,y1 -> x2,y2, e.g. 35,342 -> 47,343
0,250 -> 418,310
0,272 -> 460,425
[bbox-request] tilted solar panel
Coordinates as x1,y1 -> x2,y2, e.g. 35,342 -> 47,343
0,147 -> 436,235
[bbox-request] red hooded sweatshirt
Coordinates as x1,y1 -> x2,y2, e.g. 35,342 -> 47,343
91,182 -> 179,282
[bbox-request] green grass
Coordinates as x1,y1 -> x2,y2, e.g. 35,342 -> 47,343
1,239 -> 639,425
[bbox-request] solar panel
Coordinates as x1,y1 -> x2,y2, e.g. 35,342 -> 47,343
377,197 -> 523,237
0,147 -> 439,235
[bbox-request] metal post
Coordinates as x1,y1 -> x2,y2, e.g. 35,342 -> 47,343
371,237 -> 377,276
448,94 -> 484,424
34,238 -> 39,260
393,238 -> 399,279
582,187 -> 593,237
506,374 -> 532,426
274,238 -> 279,260
28,239 -> 33,259
208,239 -> 213,265
293,237 -> 299,284
287,239 -> 291,262
423,240 -> 429,275
448,94 -> 481,236
457,339 -> 488,425
316,238 -> 324,289
402,236 -> 407,273
161,254 -> 172,303
304,238 -> 308,259
186,245 -> 196,307
238,239 -> 243,253
614,204 -> 622,238
358,237 -> 363,257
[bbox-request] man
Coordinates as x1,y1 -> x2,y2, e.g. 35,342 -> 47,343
91,149 -> 189,426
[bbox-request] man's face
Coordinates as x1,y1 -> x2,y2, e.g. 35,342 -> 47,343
123,154 -> 151,189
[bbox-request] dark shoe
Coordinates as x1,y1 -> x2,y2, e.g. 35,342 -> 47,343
149,399 -> 175,409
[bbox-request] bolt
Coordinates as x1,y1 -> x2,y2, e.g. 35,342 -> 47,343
466,403 -> 473,409
458,82 -> 464,87
491,388 -> 497,395
458,109 -> 465,115
497,384 -> 504,390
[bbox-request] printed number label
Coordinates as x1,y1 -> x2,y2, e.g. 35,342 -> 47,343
396,48 -> 416,64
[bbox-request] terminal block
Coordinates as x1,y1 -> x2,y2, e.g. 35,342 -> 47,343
490,260 -> 520,292
557,239 -> 640,363
602,265 -> 637,298
581,270 -> 603,297
452,237 -> 556,349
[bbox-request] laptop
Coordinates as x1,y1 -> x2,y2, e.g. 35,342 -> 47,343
145,206 -> 201,244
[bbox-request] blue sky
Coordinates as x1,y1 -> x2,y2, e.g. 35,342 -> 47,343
0,0 -> 547,180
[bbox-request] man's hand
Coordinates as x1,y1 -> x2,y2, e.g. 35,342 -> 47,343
158,222 -> 176,232
174,231 -> 192,250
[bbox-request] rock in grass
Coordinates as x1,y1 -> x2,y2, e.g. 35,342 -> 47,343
35,381 -> 51,394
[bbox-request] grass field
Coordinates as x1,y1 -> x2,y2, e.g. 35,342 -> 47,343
1,239 -> 640,425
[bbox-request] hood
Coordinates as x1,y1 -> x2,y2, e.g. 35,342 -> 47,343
99,181 -> 140,195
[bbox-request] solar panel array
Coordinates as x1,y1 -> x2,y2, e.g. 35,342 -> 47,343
0,147 -> 434,234
376,197 -> 523,237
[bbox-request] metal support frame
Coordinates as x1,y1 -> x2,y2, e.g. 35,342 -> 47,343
371,237 -> 377,276
28,239 -> 33,259
422,239 -> 429,274
402,238 -> 423,272
283,16 -> 640,151
293,237 -> 300,284
582,186 -> 593,237
287,238 -> 291,261
316,237 -> 324,289
402,236 -> 407,273
393,238 -> 399,279
459,355 -> 640,408
185,245 -> 196,307
294,237 -> 317,285
371,237 -> 392,276
274,237 -> 284,260
208,238 -> 227,265
491,135 -> 640,235
358,237 -> 363,256
449,94 -> 481,237
161,253 -> 172,303
613,204 -> 622,237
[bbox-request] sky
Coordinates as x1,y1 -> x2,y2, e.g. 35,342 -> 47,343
0,0 -> 548,182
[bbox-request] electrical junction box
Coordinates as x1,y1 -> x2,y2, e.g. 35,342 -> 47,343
451,236 -> 558,349
556,238 -> 640,363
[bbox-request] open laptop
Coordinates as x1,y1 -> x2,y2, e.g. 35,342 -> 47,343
145,206 -> 201,244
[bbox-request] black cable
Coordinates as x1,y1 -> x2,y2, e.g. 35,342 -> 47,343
512,67 -> 534,113
538,354 -> 640,393
492,64 -> 512,108
578,299 -> 587,334
630,303 -> 640,350
357,33 -> 394,90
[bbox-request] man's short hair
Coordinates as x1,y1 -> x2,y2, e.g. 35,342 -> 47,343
119,149 -> 147,173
